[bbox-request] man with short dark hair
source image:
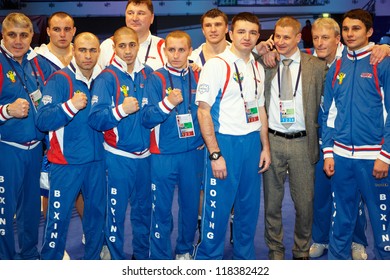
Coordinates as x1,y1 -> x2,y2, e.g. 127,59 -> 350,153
322,9 -> 390,260
99,0 -> 165,70
194,12 -> 271,260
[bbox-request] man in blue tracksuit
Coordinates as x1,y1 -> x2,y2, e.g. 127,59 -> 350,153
89,27 -> 153,260
142,30 -> 204,260
322,9 -> 390,260
37,32 -> 106,260
0,13 -> 53,260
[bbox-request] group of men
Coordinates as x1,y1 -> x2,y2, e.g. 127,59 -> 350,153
1,0 -> 390,261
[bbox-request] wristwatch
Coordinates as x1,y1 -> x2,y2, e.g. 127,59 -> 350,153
209,151 -> 222,161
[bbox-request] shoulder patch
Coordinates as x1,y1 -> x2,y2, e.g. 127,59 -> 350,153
198,83 -> 209,94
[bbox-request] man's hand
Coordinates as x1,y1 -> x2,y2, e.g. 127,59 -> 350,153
373,158 -> 389,179
323,157 -> 335,177
258,149 -> 271,173
7,98 -> 30,118
262,50 -> 280,68
122,96 -> 139,114
255,34 -> 275,56
190,62 -> 201,72
167,88 -> 183,106
71,91 -> 88,110
369,44 -> 390,64
211,157 -> 227,180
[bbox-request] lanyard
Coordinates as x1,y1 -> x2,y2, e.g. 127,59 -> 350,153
233,61 -> 258,102
199,51 -> 206,66
166,65 -> 192,114
144,39 -> 152,65
0,46 -> 40,95
277,61 -> 301,98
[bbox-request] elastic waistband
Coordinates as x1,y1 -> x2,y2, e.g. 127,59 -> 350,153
104,142 -> 150,159
268,128 -> 306,139
0,140 -> 40,150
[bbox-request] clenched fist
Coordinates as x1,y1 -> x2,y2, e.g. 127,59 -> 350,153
167,88 -> 183,106
71,91 -> 88,110
8,98 -> 30,118
122,96 -> 139,114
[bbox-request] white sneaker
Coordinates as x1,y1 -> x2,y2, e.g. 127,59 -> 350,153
175,253 -> 193,260
100,245 -> 111,260
62,250 -> 70,260
351,242 -> 367,260
309,243 -> 328,258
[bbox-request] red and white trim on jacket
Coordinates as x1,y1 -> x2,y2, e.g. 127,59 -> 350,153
0,104 -> 12,121
0,139 -> 40,150
325,140 -> 390,163
61,99 -> 79,118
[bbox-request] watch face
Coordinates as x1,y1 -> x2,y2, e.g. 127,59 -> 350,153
210,152 -> 221,160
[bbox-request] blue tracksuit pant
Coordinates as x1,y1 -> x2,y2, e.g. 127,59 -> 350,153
40,160 -> 106,260
0,142 -> 42,260
149,148 -> 204,259
328,154 -> 390,260
194,132 -> 261,260
105,151 -> 151,260
312,149 -> 367,246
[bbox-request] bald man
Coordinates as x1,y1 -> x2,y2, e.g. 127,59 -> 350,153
37,33 -> 106,260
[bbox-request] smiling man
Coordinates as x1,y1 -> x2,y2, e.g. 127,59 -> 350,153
261,16 -> 327,260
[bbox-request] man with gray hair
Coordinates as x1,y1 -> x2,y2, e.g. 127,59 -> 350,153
0,13 -> 53,260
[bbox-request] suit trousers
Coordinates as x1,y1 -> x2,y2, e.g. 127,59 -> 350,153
263,133 -> 314,259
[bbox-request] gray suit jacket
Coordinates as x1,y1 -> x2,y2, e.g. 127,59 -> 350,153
261,52 -> 327,164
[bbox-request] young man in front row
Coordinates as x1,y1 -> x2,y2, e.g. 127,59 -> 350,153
142,31 -> 204,260
322,9 -> 390,260
194,12 -> 271,260
89,26 -> 154,260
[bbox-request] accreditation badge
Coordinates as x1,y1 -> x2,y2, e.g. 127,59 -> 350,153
245,100 -> 260,123
279,99 -> 296,125
176,113 -> 195,138
29,89 -> 42,111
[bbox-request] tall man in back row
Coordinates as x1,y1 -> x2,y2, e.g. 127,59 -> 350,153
99,0 -> 165,70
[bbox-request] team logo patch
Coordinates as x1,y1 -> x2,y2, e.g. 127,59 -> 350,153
91,95 -> 98,105
233,72 -> 243,83
42,95 -> 52,105
337,72 -> 346,85
121,85 -> 129,97
361,73 -> 373,79
198,84 -> 209,94
6,71 -> 16,83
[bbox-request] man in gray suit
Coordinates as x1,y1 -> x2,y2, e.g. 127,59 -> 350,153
261,16 -> 327,260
